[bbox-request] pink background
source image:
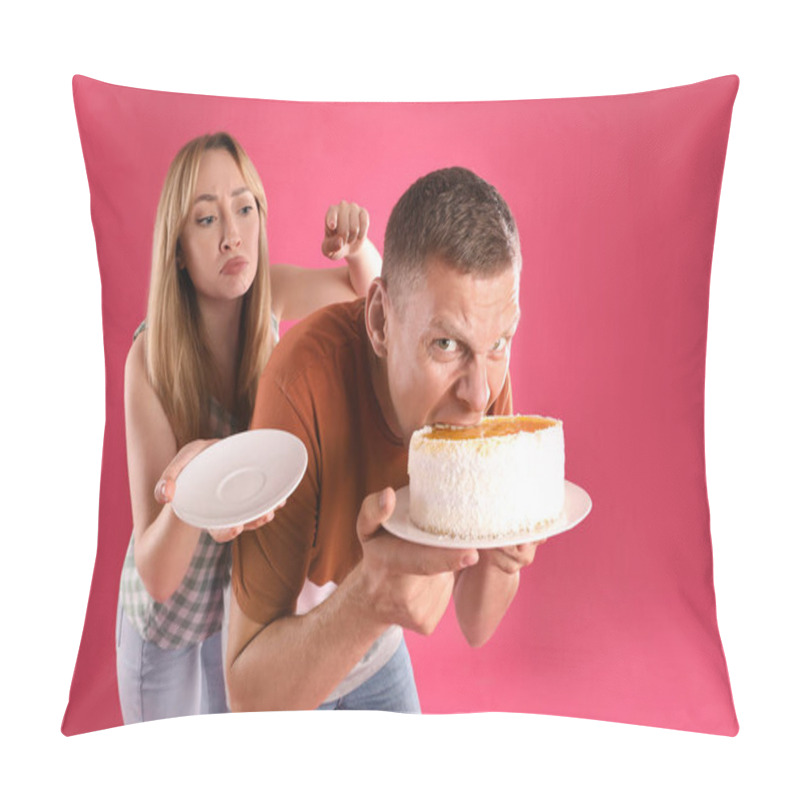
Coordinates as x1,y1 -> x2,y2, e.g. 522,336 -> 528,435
64,75 -> 739,735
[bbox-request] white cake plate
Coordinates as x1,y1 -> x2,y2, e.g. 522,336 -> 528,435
383,481 -> 591,549
171,429 -> 308,529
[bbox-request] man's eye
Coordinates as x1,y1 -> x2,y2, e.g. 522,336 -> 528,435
434,338 -> 457,353
491,336 -> 509,352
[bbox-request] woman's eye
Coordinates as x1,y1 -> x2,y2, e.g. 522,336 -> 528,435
196,215 -> 215,227
238,204 -> 255,216
434,338 -> 457,353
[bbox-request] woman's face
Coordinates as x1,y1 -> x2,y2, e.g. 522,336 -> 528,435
180,148 -> 261,303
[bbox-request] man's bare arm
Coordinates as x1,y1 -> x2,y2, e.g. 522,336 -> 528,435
453,542 -> 540,647
226,488 -> 477,711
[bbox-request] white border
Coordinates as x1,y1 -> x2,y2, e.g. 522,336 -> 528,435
5,1 -> 798,795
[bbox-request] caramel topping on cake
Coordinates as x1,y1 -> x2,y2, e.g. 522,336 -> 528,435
424,415 -> 556,441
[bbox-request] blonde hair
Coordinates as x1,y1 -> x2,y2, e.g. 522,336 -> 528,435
145,132 -> 274,447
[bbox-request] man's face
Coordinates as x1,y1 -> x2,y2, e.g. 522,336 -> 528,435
382,257 -> 520,441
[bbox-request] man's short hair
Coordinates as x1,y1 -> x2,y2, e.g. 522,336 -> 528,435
382,166 -> 520,303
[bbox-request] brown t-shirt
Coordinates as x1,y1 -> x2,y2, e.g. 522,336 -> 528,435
232,298 -> 513,626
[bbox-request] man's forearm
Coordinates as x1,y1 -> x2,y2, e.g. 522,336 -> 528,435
453,557 -> 520,648
227,566 -> 389,712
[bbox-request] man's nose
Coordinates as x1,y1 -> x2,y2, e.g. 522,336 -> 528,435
456,356 -> 491,412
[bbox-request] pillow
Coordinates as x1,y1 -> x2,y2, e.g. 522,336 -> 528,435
64,74 -> 739,736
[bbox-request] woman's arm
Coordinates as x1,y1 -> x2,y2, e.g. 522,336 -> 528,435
126,338 -> 278,601
271,201 -> 381,321
124,335 -> 204,602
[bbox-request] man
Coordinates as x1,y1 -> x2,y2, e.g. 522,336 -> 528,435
226,166 -> 540,712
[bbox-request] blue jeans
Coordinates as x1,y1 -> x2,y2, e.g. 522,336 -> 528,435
317,638 -> 421,712
116,604 -> 229,724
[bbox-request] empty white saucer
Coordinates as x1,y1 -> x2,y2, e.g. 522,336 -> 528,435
171,429 -> 307,529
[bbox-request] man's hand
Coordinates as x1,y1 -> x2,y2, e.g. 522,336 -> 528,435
354,487 -> 479,635
479,539 -> 544,575
321,201 -> 369,261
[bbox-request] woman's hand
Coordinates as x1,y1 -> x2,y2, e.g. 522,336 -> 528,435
205,499 -> 287,543
154,438 -> 219,505
154,438 -> 286,543
271,200 -> 379,319
321,201 -> 369,261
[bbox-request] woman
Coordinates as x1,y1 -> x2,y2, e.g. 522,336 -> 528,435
116,132 -> 380,723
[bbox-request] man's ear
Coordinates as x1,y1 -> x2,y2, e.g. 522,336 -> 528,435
365,278 -> 390,358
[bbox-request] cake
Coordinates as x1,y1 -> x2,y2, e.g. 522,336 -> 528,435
407,415 -> 565,541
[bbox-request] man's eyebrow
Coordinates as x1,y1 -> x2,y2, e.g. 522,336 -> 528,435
193,187 -> 252,204
433,309 -> 520,329
428,313 -> 521,344
428,317 -> 465,339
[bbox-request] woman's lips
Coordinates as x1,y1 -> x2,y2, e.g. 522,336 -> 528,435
221,256 -> 248,275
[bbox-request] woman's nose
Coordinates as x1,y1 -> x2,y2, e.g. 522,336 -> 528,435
221,217 -> 242,251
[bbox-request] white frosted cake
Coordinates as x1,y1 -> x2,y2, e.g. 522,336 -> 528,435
407,415 -> 565,541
